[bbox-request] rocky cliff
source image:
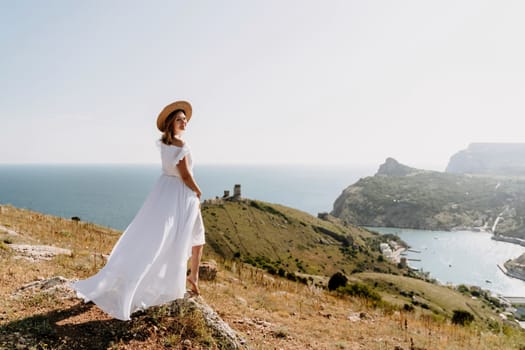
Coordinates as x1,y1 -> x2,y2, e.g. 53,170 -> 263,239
376,157 -> 423,177
446,143 -> 525,176
332,158 -> 525,238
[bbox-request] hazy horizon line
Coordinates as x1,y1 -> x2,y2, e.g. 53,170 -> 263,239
0,161 -> 448,172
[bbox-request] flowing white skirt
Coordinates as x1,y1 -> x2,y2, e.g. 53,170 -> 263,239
71,174 -> 205,320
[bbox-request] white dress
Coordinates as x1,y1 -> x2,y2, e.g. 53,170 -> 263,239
72,142 -> 205,321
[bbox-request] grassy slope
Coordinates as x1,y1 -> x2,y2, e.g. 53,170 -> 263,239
1,203 -> 524,349
354,273 -> 500,322
201,200 -> 398,279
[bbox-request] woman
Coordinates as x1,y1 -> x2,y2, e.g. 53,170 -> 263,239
72,100 -> 205,321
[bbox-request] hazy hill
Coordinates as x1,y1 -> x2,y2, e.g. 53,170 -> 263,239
446,143 -> 525,176
332,158 -> 525,238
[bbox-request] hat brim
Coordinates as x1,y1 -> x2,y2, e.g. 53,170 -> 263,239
157,100 -> 193,132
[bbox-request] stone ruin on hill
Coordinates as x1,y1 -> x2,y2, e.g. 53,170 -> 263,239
205,184 -> 244,204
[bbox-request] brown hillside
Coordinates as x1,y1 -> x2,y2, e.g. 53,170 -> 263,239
1,204 -> 524,349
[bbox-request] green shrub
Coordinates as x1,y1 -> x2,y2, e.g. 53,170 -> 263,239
328,272 -> 348,291
337,282 -> 382,303
264,264 -> 277,275
286,272 -> 298,282
457,284 -> 469,294
451,310 -> 474,326
249,201 -> 262,210
243,256 -> 256,266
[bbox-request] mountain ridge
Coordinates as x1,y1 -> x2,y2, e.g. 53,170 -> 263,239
331,158 -> 525,238
446,143 -> 525,176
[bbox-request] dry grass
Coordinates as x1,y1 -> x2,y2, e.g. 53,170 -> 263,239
1,204 -> 525,349
203,263 -> 525,350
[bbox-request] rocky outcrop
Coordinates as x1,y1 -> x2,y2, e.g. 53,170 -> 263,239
199,260 -> 218,281
0,224 -> 19,236
13,276 -> 76,301
8,244 -> 72,262
332,158 -> 525,238
5,276 -> 249,349
446,143 -> 525,176
160,296 -> 248,349
375,157 -> 425,177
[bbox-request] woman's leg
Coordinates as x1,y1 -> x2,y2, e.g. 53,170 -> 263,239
187,244 -> 204,294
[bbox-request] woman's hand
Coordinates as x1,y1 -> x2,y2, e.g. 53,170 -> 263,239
177,157 -> 203,200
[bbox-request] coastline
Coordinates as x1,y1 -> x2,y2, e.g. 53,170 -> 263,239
493,234 -> 525,247
374,226 -> 525,297
497,263 -> 524,282
498,261 -> 525,283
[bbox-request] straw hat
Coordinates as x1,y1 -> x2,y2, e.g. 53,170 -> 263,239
156,100 -> 192,132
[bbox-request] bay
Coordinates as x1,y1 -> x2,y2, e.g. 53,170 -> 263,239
371,227 -> 525,297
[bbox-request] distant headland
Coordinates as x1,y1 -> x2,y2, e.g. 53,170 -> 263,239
331,157 -> 525,239
446,143 -> 525,176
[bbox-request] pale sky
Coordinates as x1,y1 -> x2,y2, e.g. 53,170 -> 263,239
1,1 -> 524,171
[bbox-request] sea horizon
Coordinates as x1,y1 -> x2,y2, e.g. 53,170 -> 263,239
0,163 -> 376,230
0,161 -> 381,167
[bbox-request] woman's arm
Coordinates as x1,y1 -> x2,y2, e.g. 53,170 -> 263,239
177,156 -> 202,199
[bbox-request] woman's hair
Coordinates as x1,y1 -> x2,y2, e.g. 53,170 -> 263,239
161,109 -> 186,145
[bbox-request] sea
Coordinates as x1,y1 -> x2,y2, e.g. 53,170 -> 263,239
0,163 -> 374,230
1,163 -> 525,297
